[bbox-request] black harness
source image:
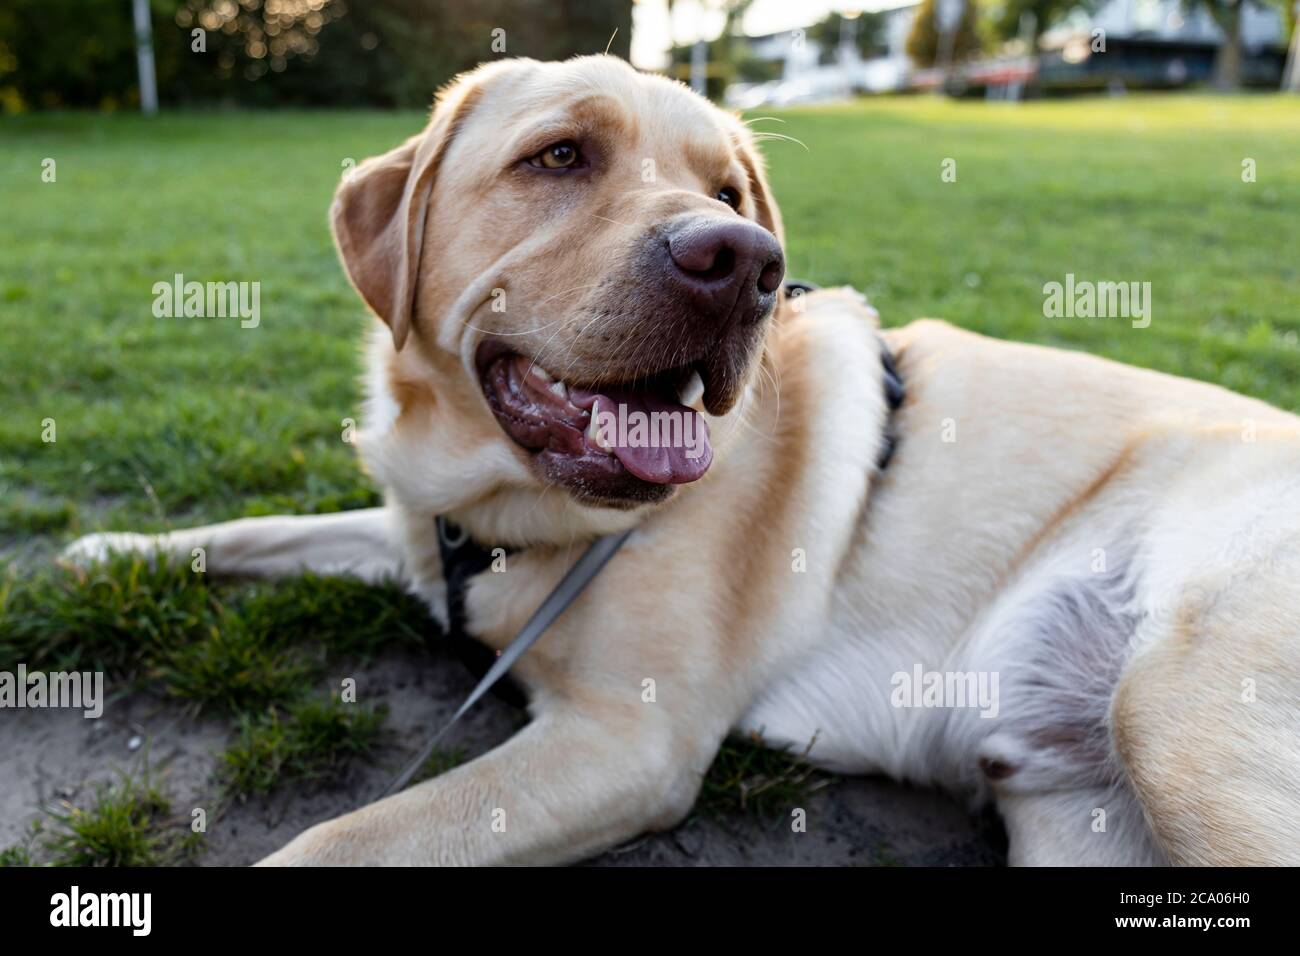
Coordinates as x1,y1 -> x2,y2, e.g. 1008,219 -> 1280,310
434,514 -> 527,708
432,280 -> 904,710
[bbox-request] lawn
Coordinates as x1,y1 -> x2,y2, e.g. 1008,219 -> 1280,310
2,95 -> 1298,541
1,93 -> 1297,864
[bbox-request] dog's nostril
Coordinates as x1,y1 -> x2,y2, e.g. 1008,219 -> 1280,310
668,231 -> 734,279
758,258 -> 784,295
706,247 -> 736,280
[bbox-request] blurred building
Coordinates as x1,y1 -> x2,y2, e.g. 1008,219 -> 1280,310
724,0 -> 1288,104
725,2 -> 920,108
1062,0 -> 1283,46
1040,0 -> 1288,89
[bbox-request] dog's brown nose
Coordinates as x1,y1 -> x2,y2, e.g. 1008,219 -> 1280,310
666,218 -> 784,324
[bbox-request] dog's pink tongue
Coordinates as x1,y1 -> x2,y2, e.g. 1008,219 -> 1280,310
570,386 -> 712,485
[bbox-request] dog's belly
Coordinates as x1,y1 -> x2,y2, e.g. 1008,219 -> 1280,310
736,538 -> 1147,795
735,616 -> 935,780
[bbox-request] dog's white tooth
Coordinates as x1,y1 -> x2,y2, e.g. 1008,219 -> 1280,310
529,365 -> 554,384
587,399 -> 614,451
678,370 -> 705,408
548,380 -> 567,398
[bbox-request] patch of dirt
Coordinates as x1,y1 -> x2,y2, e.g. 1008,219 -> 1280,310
0,643 -> 1006,866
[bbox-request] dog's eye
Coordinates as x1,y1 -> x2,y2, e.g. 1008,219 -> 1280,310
529,142 -> 581,170
716,187 -> 741,210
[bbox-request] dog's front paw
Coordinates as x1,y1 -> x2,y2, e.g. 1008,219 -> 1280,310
59,532 -> 157,569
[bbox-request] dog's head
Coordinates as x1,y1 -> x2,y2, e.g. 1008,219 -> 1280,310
334,56 -> 784,516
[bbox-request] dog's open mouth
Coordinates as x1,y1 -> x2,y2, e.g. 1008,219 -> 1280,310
477,342 -> 713,500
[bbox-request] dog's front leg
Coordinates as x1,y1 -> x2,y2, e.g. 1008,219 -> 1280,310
61,507 -> 408,585
256,705 -> 714,866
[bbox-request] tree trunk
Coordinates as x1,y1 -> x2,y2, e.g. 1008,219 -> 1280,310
1213,0 -> 1244,91
1283,6 -> 1300,91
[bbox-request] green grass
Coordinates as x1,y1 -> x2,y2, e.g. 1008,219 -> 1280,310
0,846 -> 33,866
2,96 -> 1297,545
1,94 -> 1298,863
1,111 -> 407,539
764,94 -> 1300,407
41,767 -> 200,867
0,821 -> 41,867
0,553 -> 409,860
218,696 -> 388,800
697,732 -> 829,821
0,553 -> 427,706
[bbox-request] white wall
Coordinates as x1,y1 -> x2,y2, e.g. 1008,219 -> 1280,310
1062,0 -> 1284,47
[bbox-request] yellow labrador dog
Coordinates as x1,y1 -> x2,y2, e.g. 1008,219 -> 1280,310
66,56 -> 1300,866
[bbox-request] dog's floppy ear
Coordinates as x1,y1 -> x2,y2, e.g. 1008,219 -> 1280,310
329,70 -> 490,351
733,128 -> 784,250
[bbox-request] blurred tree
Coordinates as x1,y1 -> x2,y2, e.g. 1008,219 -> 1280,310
989,0 -> 1101,52
906,0 -> 983,67
806,11 -> 889,62
667,0 -> 754,100
0,0 -> 140,110
1285,1 -> 1300,91
1180,0 -> 1286,89
0,0 -> 633,111
668,6 -> 889,98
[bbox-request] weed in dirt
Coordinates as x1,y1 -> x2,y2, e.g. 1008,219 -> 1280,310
0,553 -> 217,676
42,769 -> 200,867
0,821 -> 43,867
696,732 -> 830,821
217,695 -> 388,800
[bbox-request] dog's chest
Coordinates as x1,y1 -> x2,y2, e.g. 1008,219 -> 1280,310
458,548 -> 573,650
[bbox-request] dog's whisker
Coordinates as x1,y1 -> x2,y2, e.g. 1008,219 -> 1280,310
538,283 -> 603,306
549,310 -> 615,381
730,392 -> 779,445
589,214 -> 636,229
460,318 -> 567,336
524,307 -> 599,380
756,355 -> 782,432
751,131 -> 809,151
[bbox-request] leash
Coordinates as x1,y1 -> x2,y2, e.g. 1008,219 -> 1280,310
379,526 -> 633,798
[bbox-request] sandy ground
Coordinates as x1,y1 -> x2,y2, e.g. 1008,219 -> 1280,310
0,640 -> 1006,866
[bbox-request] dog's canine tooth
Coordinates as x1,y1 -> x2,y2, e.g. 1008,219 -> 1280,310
587,399 -> 613,450
678,370 -> 704,408
529,365 -> 555,384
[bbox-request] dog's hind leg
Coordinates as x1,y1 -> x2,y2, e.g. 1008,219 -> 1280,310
1110,571 -> 1300,866
997,786 -> 1166,866
61,507 -> 408,586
